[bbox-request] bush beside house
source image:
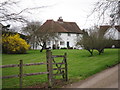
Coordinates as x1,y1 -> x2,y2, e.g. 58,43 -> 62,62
2,34 -> 30,54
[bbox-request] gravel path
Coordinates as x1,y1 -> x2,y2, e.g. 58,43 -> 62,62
64,64 -> 119,88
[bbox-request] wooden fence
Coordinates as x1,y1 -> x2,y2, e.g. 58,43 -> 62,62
0,50 -> 68,88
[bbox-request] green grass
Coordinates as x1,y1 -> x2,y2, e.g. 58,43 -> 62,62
2,49 -> 119,88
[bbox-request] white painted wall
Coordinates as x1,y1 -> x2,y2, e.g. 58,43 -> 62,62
33,33 -> 82,49
59,33 -> 80,48
104,27 -> 120,40
46,33 -> 82,49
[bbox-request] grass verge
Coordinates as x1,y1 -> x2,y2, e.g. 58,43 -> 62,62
2,49 -> 119,88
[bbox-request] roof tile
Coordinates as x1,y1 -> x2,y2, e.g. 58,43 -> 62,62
37,19 -> 82,34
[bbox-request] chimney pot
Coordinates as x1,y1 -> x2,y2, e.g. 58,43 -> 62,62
57,17 -> 63,22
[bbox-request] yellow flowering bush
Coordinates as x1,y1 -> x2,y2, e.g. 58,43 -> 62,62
2,34 -> 30,54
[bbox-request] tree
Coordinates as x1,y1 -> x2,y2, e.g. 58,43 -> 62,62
85,0 -> 120,52
77,27 -> 113,56
77,30 -> 94,56
90,0 -> 120,26
2,24 -> 10,31
35,30 -> 59,52
0,0 -> 47,24
22,21 -> 41,49
0,0 -> 27,23
22,21 -> 59,52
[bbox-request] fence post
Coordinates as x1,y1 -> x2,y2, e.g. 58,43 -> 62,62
46,50 -> 53,87
64,53 -> 68,81
19,60 -> 23,88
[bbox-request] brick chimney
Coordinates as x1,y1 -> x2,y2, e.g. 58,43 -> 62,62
57,17 -> 63,22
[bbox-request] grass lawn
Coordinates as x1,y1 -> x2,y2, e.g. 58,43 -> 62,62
2,49 -> 119,88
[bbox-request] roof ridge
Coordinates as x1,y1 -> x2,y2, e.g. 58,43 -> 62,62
55,22 -> 68,32
37,19 -> 82,34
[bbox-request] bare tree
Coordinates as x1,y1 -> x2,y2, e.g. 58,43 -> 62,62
0,0 -> 47,23
22,21 -> 41,35
22,21 -> 41,49
89,0 -> 120,26
0,0 -> 26,23
77,27 -> 113,56
77,30 -> 94,56
35,30 -> 59,52
22,21 -> 59,52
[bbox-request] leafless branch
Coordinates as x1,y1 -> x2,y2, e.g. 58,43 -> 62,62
0,0 -> 48,23
87,0 -> 120,26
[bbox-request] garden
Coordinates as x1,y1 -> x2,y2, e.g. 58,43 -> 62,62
1,0 -> 120,88
2,49 -> 119,88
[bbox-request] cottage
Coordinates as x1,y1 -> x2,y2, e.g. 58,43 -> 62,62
99,25 -> 120,48
99,25 -> 120,40
36,17 -> 83,49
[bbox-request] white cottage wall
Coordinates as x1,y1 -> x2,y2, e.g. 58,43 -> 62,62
105,28 -> 120,40
35,33 -> 82,49
46,33 -> 82,49
59,33 -> 78,48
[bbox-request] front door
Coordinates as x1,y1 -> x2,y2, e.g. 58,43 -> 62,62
67,41 -> 70,48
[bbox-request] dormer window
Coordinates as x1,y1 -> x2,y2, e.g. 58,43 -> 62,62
58,33 -> 61,36
68,33 -> 71,36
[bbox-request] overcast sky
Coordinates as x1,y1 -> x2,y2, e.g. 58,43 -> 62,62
2,0 -> 109,30
16,0 -> 102,29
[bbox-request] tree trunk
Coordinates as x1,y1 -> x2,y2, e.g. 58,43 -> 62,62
99,51 -> 101,55
40,47 -> 44,52
87,49 -> 93,56
98,49 -> 104,55
40,42 -> 46,52
101,49 -> 104,53
90,50 -> 93,56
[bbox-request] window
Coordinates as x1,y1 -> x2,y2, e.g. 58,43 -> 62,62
76,34 -> 79,37
60,41 -> 64,45
47,41 -> 51,45
58,33 -> 61,36
67,33 -> 71,36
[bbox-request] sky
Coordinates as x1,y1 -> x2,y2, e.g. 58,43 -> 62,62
17,0 -> 100,29
2,0 -> 112,30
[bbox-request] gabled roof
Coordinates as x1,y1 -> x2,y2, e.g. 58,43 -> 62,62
115,25 -> 120,32
37,18 -> 83,34
99,25 -> 111,35
99,25 -> 120,35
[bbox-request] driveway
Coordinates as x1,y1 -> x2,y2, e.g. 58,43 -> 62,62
64,64 -> 119,88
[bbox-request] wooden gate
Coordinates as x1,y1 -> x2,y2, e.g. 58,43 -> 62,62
1,50 -> 68,88
46,50 -> 68,87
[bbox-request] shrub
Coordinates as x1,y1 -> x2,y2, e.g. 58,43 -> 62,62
2,34 -> 30,54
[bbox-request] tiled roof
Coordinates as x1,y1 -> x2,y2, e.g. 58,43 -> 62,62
37,19 -> 82,34
99,25 -> 111,34
99,25 -> 120,35
115,25 -> 120,32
